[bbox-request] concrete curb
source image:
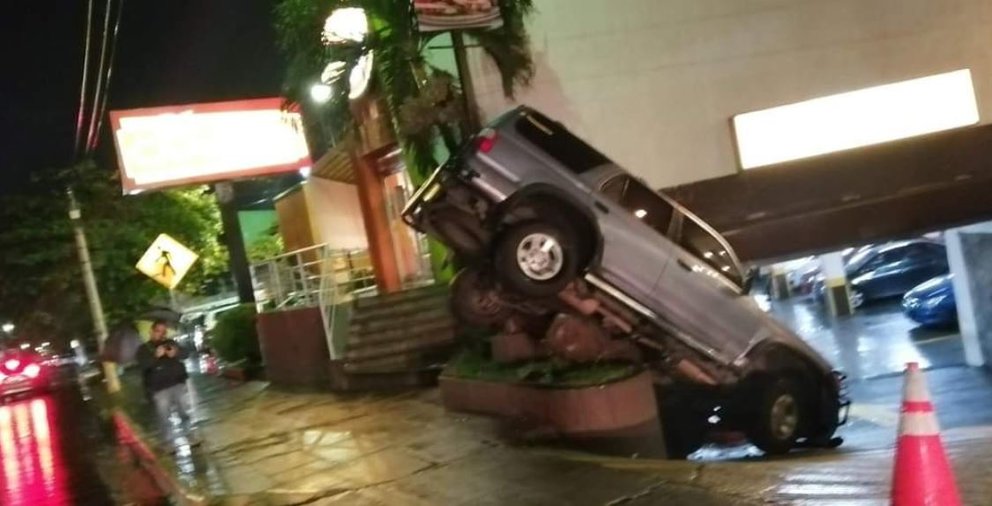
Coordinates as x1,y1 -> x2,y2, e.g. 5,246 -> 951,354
112,409 -> 209,506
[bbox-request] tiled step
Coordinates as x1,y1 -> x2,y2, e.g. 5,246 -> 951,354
344,325 -> 456,362
349,305 -> 452,336
351,284 -> 448,311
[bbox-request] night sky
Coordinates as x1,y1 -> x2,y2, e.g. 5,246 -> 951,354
0,0 -> 286,194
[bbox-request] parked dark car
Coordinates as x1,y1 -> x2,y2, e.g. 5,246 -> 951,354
817,240 -> 948,308
902,275 -> 957,328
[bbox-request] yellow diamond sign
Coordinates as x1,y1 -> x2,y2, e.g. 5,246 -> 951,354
136,234 -> 199,290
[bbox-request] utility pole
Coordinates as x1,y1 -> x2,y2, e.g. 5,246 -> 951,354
68,189 -> 120,393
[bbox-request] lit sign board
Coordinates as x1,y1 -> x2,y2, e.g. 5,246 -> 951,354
733,69 -> 980,169
414,0 -> 503,32
110,98 -> 311,194
135,234 -> 198,290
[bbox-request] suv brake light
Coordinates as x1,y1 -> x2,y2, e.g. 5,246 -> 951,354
477,129 -> 498,153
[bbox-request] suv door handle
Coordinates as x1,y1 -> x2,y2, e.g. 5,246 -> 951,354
594,201 -> 609,214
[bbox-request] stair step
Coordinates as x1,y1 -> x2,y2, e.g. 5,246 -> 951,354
344,327 -> 456,362
343,353 -> 448,375
350,305 -> 452,335
352,284 -> 449,311
350,294 -> 451,324
348,318 -> 456,347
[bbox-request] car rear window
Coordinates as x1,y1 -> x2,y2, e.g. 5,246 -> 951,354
514,111 -> 611,174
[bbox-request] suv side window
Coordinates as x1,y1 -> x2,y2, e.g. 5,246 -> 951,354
600,176 -> 674,236
679,216 -> 743,287
515,111 -> 611,174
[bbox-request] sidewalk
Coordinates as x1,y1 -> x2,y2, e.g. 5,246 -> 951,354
111,367 -> 992,505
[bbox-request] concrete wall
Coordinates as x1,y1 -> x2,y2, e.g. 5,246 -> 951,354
305,178 -> 369,250
467,0 -> 992,187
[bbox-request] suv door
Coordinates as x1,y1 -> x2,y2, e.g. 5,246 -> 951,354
593,174 -> 676,303
653,210 -> 760,364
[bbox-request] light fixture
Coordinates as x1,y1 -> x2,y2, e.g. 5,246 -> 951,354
322,8 -> 368,45
0,323 -> 12,334
634,209 -> 647,219
348,51 -> 375,99
310,83 -> 333,104
70,339 -> 80,348
299,166 -> 312,179
733,69 -> 979,169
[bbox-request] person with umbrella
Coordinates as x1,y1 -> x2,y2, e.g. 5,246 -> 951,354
135,319 -> 200,451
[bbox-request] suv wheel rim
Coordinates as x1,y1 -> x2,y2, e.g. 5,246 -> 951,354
770,394 -> 799,440
516,232 -> 564,281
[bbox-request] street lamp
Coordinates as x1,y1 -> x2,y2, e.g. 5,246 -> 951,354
322,8 -> 368,45
310,83 -> 333,104
1,323 -> 13,334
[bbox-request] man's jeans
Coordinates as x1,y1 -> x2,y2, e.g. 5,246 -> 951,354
152,383 -> 195,443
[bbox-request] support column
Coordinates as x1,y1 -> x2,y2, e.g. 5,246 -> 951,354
352,152 -> 402,294
820,252 -> 853,317
769,264 -> 790,300
945,228 -> 988,367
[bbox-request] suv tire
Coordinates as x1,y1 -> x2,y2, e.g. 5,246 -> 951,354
450,268 -> 512,327
494,221 -> 582,297
747,377 -> 805,455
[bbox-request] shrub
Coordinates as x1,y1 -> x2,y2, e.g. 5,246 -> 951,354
210,305 -> 261,365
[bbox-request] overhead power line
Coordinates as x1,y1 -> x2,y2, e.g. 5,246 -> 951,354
88,0 -> 126,153
73,0 -> 96,159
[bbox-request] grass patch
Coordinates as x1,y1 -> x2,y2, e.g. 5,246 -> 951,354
445,347 -> 640,388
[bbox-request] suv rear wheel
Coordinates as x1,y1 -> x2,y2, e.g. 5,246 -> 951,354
494,221 -> 582,297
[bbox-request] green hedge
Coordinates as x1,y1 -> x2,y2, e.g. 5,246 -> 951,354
210,304 -> 262,365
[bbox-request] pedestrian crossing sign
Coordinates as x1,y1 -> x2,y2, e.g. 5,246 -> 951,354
136,234 -> 198,289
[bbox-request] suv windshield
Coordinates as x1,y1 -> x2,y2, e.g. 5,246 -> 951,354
514,111 -> 611,174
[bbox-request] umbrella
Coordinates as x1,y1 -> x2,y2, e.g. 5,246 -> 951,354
101,322 -> 143,364
139,307 -> 182,325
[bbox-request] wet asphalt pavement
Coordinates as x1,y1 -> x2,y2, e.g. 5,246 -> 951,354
0,383 -> 117,505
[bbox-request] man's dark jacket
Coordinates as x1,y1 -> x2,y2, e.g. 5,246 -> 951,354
135,339 -> 189,393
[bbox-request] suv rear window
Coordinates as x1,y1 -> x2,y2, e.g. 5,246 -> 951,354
514,111 -> 611,174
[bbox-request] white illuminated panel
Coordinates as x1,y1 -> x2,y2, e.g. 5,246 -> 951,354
733,69 -> 979,169
111,98 -> 311,193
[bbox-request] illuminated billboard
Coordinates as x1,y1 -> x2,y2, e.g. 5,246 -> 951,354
110,98 -> 311,194
414,0 -> 503,32
732,69 -> 979,169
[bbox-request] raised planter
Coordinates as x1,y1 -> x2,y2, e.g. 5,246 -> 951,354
439,370 -> 660,440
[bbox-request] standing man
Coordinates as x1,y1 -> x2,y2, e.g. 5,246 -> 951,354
135,320 -> 199,450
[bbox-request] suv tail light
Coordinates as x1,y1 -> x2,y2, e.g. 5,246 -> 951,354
477,129 -> 498,153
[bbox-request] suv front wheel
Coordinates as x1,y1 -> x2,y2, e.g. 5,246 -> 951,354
494,221 -> 582,297
747,377 -> 807,456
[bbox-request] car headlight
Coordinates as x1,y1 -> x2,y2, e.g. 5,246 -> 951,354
923,295 -> 947,309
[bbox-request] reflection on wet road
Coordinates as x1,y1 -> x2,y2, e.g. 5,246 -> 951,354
771,297 -> 964,380
0,385 -> 118,505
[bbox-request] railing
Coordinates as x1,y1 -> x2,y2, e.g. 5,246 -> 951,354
251,244 -> 377,359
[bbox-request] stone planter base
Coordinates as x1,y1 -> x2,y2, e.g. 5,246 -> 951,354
439,371 -> 665,456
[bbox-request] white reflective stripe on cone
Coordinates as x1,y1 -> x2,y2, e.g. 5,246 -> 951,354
899,412 -> 942,437
902,369 -> 932,403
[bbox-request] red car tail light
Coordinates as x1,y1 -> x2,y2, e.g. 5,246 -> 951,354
4,359 -> 19,372
23,364 -> 40,379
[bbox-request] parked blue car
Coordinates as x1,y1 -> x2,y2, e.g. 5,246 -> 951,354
902,274 -> 957,327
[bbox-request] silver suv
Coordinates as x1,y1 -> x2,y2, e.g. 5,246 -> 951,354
403,106 -> 848,456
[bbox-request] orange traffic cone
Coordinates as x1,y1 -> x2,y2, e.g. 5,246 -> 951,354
891,362 -> 961,506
